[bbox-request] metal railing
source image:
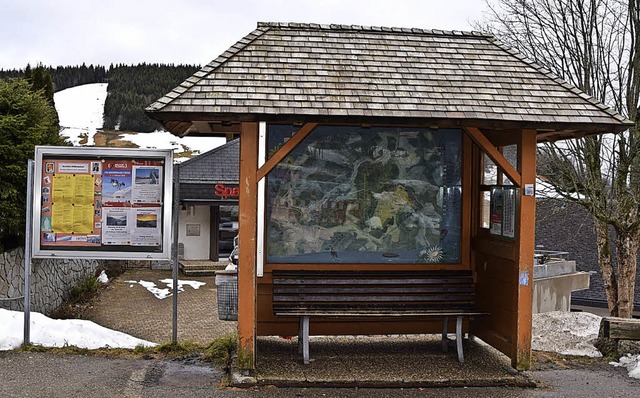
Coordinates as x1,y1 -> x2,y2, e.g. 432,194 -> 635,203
534,249 -> 570,265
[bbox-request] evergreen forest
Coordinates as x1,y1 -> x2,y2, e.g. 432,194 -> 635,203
0,63 -> 199,133
102,63 -> 199,132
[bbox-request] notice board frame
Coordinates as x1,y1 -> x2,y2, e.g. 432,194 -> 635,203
32,146 -> 174,260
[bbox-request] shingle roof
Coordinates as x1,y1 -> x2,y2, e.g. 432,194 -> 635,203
179,138 -> 239,184
147,22 -> 632,136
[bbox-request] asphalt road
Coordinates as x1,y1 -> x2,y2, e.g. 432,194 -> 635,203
0,351 -> 638,398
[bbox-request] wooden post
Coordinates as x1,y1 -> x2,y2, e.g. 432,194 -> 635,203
237,122 -> 258,369
514,129 -> 536,370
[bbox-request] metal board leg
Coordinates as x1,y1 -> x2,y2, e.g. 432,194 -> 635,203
456,316 -> 464,363
297,317 -> 303,354
301,316 -> 310,364
441,316 -> 449,352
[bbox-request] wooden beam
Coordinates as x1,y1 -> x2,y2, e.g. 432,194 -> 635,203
237,122 -> 258,369
513,129 -> 536,370
257,123 -> 318,181
463,127 -> 522,187
602,317 -> 640,340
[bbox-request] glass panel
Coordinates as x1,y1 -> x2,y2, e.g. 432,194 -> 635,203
481,190 -> 491,229
267,124 -> 299,159
266,125 -> 462,264
502,145 -> 518,186
482,154 -> 497,185
218,205 -> 238,256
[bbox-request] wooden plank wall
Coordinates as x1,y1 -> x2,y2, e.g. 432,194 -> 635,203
471,234 -> 517,358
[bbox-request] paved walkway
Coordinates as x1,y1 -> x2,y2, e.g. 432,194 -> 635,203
87,268 -> 535,387
87,268 -> 236,344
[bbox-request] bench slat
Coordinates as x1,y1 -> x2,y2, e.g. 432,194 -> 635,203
275,311 -> 489,317
274,294 -> 474,302
273,277 -> 473,285
274,286 -> 474,294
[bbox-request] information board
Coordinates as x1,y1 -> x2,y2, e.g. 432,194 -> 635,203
32,146 -> 173,260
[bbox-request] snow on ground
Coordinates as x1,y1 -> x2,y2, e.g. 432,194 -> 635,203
125,278 -> 206,299
55,83 -> 108,146
534,311 -> 640,379
611,353 -> 640,379
532,311 -> 602,357
53,83 -> 224,160
0,308 -> 155,351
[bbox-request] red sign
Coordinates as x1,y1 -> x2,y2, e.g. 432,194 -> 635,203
215,183 -> 239,199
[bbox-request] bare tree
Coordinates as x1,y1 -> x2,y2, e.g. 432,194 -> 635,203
479,0 -> 640,317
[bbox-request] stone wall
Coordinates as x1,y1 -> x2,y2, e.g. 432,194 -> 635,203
0,247 -> 102,315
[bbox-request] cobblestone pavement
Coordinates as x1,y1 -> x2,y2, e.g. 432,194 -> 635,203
87,268 -> 236,344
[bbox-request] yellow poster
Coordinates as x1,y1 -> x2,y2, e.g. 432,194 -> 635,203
51,174 -> 95,234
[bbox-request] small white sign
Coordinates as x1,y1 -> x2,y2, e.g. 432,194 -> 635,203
524,184 -> 535,196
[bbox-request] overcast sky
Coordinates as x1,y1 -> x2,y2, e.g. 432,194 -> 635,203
0,0 -> 490,70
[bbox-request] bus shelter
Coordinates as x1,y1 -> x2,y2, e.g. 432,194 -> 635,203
147,22 -> 632,370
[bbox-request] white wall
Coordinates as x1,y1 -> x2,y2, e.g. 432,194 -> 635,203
178,205 -> 211,260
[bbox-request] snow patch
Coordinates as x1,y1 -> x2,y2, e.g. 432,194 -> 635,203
0,308 -> 155,351
611,353 -> 640,379
532,311 -> 602,357
53,83 -> 224,160
97,270 -> 108,284
126,279 -> 206,299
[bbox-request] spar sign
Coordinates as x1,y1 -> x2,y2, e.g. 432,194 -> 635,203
214,183 -> 239,200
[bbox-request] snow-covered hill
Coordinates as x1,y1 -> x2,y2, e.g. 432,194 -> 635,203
53,83 -> 224,161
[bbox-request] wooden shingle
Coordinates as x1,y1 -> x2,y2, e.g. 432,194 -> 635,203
147,22 -> 632,136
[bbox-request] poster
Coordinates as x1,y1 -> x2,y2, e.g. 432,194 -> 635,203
40,159 -> 103,246
502,188 -> 516,238
490,187 -> 503,236
132,166 -> 163,203
489,186 -> 517,238
33,146 -> 173,260
131,207 -> 162,246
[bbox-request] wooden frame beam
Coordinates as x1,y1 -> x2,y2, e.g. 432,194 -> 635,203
257,123 -> 318,181
237,122 -> 258,369
514,129 -> 536,370
463,127 -> 522,187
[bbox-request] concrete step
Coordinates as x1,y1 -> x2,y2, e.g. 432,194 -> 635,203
179,261 -> 228,277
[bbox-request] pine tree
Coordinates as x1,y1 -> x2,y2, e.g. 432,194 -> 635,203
0,78 -> 67,251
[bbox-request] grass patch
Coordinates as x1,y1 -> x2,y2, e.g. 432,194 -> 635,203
50,275 -> 104,319
17,342 -> 202,360
532,350 -> 611,371
155,340 -> 204,357
68,275 -> 101,303
93,131 -> 140,148
50,262 -> 128,320
204,334 -> 237,372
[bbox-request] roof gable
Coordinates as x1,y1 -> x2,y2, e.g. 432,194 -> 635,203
147,22 -> 632,136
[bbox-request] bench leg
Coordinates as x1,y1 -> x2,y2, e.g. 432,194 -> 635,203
441,316 -> 449,352
299,316 -> 310,364
297,317 -> 303,354
456,316 -> 464,363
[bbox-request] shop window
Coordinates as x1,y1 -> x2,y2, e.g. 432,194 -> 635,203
266,125 -> 462,264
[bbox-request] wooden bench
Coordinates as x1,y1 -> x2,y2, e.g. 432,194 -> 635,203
272,269 -> 487,364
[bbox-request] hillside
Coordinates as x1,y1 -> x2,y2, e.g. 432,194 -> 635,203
103,63 -> 199,132
54,83 -> 223,161
1,63 -> 199,133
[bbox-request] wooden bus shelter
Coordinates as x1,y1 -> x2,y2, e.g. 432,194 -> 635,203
147,22 -> 632,370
